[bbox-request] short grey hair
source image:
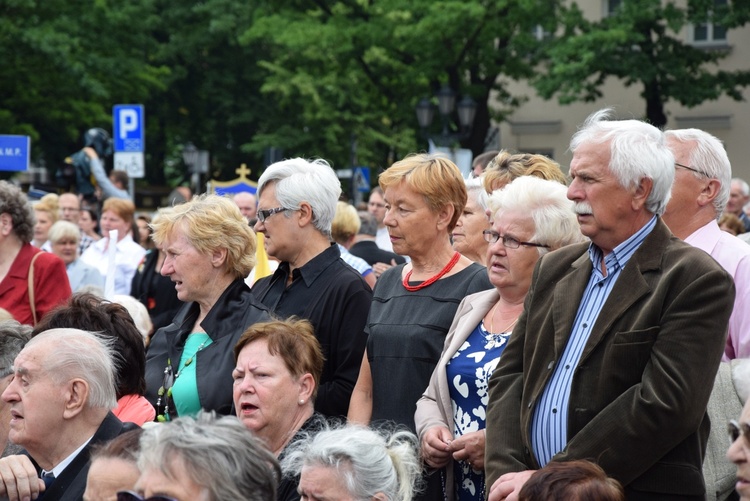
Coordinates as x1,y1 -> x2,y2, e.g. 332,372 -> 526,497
0,181 -> 35,243
570,108 -> 674,216
0,321 -> 32,378
664,129 -> 731,216
138,412 -> 280,501
27,328 -> 117,409
281,425 -> 422,501
357,211 -> 378,237
732,178 -> 750,197
48,220 -> 81,245
465,177 -> 489,213
257,158 -> 342,236
488,176 -> 586,257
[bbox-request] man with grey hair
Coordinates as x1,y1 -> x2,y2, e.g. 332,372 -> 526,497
485,109 -> 734,500
0,320 -> 32,458
252,158 -> 372,418
663,128 -> 750,360
727,178 -> 750,232
0,328 -> 132,501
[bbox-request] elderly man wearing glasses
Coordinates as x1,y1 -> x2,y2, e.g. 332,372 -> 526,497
662,128 -> 750,361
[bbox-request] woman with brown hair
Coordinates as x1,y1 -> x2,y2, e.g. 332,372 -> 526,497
0,182 -> 70,325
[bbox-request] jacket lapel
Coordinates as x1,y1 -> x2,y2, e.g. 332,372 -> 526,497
578,220 -> 668,364
552,253 -> 592,356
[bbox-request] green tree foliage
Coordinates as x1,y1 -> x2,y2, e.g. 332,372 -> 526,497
534,0 -> 750,127
0,0 -> 168,177
238,0 -> 557,170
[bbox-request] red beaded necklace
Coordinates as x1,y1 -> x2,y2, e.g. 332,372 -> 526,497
402,251 -> 461,292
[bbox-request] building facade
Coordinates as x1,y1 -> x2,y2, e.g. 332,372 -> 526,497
495,0 -> 750,180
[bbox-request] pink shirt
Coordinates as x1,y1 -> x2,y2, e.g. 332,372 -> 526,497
685,220 -> 750,360
114,394 -> 156,425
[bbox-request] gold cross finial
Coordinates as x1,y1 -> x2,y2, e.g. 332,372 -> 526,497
235,164 -> 251,179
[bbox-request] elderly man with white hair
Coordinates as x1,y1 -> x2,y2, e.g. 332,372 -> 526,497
252,158 -> 372,418
663,128 -> 750,360
0,328 -> 132,501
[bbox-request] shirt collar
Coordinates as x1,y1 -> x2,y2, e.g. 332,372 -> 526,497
277,244 -> 341,287
43,435 -> 93,478
587,215 -> 658,273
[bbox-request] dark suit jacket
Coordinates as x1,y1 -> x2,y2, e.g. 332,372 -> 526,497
485,219 -> 735,498
32,412 -> 133,501
348,240 -> 405,266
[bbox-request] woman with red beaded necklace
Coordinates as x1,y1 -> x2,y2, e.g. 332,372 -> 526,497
348,153 -> 492,499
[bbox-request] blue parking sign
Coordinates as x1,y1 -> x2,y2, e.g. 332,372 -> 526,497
113,105 -> 144,152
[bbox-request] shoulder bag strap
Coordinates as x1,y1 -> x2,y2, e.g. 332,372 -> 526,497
28,252 -> 42,326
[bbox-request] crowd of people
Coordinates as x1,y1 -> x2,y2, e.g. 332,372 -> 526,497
0,107 -> 750,501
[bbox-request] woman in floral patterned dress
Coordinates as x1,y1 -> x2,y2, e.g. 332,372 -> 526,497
415,176 -> 585,501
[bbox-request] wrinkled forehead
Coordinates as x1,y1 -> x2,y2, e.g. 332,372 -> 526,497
13,341 -> 50,375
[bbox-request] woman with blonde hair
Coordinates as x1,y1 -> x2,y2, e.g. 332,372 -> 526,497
32,196 -> 59,250
145,194 -> 270,421
81,197 -> 145,294
332,201 -> 376,288
483,150 -> 568,193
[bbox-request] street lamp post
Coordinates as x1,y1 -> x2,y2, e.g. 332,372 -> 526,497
182,142 -> 209,195
415,85 -> 477,148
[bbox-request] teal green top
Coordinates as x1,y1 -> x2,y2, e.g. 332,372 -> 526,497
172,332 -> 213,417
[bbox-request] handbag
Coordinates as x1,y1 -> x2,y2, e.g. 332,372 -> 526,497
28,252 -> 42,326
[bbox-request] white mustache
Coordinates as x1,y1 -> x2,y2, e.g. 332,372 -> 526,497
574,202 -> 593,216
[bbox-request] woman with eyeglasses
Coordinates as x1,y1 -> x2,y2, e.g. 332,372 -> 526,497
143,194 -> 270,421
415,176 -> 584,501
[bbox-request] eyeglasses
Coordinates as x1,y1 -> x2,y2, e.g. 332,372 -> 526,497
482,230 -> 549,249
257,207 -> 289,223
728,420 -> 750,445
117,491 -> 178,501
675,162 -> 707,177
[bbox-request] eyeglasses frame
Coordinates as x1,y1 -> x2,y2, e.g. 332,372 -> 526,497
482,229 -> 549,249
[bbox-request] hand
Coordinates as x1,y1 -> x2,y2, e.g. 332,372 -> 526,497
82,146 -> 98,160
488,470 -> 536,501
449,429 -> 485,470
372,259 -> 397,278
421,426 -> 453,469
0,455 -> 46,501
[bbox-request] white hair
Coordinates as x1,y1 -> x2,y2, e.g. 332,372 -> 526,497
281,425 -> 422,501
664,128 -> 731,216
257,158 -> 342,236
465,177 -> 489,213
113,295 -> 152,343
488,176 -> 587,256
570,108 -> 674,216
732,178 -> 750,197
27,328 -> 117,409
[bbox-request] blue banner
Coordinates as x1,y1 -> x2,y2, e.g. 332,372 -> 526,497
0,135 -> 30,172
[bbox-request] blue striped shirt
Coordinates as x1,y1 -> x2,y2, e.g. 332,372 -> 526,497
530,216 -> 657,466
